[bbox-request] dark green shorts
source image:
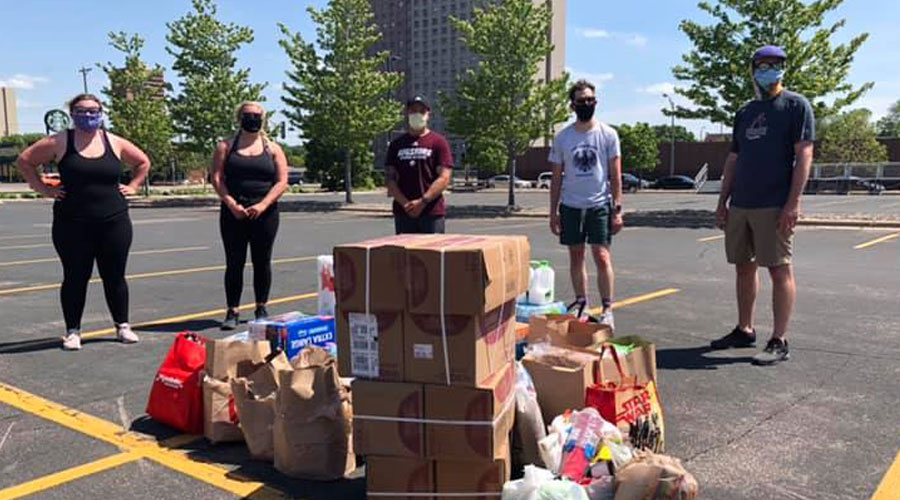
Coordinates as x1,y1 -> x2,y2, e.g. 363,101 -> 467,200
559,203 -> 612,246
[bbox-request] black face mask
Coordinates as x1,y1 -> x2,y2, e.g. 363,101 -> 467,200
574,103 -> 596,122
241,113 -> 263,133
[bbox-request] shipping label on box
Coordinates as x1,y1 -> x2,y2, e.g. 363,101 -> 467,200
424,362 -> 516,461
404,300 -> 515,386
352,380 -> 425,458
406,235 -> 530,315
366,456 -> 434,500
337,309 -> 404,381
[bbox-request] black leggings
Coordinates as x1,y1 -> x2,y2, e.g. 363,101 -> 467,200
220,204 -> 279,308
52,212 -> 133,330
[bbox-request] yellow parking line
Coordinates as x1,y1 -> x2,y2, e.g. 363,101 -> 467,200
584,288 -> 680,315
872,451 -> 900,500
0,243 -> 51,251
0,382 -> 283,498
0,256 -> 316,297
697,234 -> 725,242
81,291 -> 318,340
853,231 -> 900,250
0,246 -> 210,268
0,452 -> 141,500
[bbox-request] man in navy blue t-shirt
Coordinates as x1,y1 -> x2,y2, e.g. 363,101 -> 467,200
710,45 -> 815,366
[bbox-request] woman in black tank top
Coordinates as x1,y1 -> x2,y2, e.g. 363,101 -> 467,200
15,94 -> 151,351
212,101 -> 289,329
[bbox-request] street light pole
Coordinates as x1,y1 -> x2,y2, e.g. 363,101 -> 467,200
78,66 -> 92,93
663,93 -> 676,176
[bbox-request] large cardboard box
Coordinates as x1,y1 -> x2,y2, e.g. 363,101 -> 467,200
435,446 -> 511,498
366,456 -> 434,500
522,346 -> 596,425
424,362 -> 515,461
352,380 -> 425,458
406,235 -> 530,315
405,300 -> 515,386
337,309 -> 405,381
334,234 -> 439,313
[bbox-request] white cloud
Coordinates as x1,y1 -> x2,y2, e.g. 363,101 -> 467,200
575,28 -> 610,39
0,74 -> 49,90
638,82 -> 676,96
625,34 -> 648,47
575,27 -> 648,47
566,67 -> 614,87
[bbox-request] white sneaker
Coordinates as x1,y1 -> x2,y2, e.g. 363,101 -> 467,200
62,330 -> 82,351
116,323 -> 139,344
599,310 -> 615,331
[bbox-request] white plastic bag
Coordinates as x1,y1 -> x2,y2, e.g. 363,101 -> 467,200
538,413 -> 572,474
501,465 -> 555,500
514,362 -> 547,468
537,480 -> 590,500
316,255 -> 335,316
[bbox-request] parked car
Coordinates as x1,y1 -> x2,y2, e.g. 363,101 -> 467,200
622,173 -> 650,193
805,176 -> 884,195
537,172 -> 553,189
487,175 -> 531,189
287,167 -> 305,186
652,175 -> 697,190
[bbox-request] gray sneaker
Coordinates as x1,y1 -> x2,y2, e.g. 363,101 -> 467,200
221,309 -> 239,330
753,338 -> 790,366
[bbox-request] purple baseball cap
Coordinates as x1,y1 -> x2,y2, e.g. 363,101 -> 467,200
752,45 -> 787,62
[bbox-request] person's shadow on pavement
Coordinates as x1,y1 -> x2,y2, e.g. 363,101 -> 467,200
656,346 -> 755,370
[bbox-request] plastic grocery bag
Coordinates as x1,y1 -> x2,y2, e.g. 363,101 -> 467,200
501,465 -> 555,500
538,413 -> 573,474
537,480 -> 590,500
513,362 -> 547,470
146,332 -> 207,434
317,255 -> 336,316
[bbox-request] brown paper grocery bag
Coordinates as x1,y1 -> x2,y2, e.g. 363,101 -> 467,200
273,347 -> 354,480
203,376 -> 243,443
206,339 -> 271,379
230,352 -> 291,461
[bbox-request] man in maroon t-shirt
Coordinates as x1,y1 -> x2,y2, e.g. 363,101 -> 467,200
385,96 -> 454,234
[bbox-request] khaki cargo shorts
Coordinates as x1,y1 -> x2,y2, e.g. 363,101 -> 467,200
725,207 -> 793,267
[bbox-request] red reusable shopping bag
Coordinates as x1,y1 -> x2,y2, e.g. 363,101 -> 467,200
146,332 -> 208,434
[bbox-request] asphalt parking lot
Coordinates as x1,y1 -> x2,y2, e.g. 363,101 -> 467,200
0,199 -> 898,499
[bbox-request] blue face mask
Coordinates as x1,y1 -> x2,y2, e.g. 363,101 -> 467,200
72,112 -> 103,131
754,68 -> 784,90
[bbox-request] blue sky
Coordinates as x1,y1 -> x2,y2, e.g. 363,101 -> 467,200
3,0 -> 899,139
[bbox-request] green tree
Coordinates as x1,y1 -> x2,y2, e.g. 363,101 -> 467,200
671,0 -> 872,126
166,0 -> 266,155
819,109 -> 888,164
876,100 -> 900,138
279,0 -> 402,200
99,32 -> 175,181
615,123 -> 660,175
441,0 -> 569,208
652,124 -> 696,143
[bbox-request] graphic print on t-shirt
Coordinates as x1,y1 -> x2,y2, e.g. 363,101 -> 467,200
397,142 -> 433,167
746,113 -> 768,141
572,144 -> 600,174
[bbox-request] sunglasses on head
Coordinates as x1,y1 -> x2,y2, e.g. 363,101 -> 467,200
755,61 -> 785,71
574,97 -> 596,105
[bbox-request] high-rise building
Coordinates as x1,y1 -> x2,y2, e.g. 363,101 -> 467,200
370,0 -> 566,167
0,87 -> 19,138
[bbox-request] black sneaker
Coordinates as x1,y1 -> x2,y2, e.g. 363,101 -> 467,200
753,338 -> 790,365
254,305 -> 269,320
221,309 -> 239,330
710,326 -> 756,350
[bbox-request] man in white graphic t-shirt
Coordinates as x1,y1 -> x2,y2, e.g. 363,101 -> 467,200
548,80 -> 624,328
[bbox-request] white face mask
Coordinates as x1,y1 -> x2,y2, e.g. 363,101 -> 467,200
409,113 -> 428,130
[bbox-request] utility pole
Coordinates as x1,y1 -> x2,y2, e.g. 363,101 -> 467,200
78,66 -> 92,93
663,93 -> 676,176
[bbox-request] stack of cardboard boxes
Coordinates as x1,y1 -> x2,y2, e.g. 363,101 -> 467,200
334,234 -> 531,499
